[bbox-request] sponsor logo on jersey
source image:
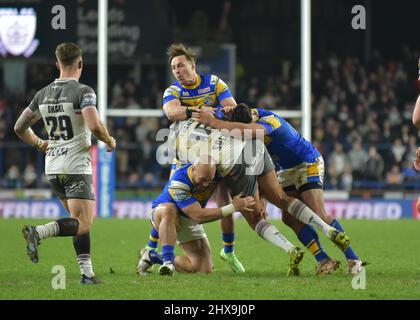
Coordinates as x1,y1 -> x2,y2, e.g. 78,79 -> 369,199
81,93 -> 96,107
198,87 -> 211,94
170,188 -> 190,201
182,91 -> 190,96
203,96 -> 213,105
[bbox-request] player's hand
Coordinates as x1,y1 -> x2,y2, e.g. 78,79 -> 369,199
192,109 -> 215,126
35,138 -> 48,154
232,193 -> 256,214
200,106 -> 216,115
106,136 -> 116,152
222,105 -> 236,114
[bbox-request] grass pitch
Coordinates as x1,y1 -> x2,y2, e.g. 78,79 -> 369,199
0,218 -> 419,300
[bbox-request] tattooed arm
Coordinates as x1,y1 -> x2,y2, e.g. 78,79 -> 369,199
14,107 -> 48,153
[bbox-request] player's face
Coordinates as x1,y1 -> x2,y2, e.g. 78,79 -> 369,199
171,55 -> 196,85
192,165 -> 215,192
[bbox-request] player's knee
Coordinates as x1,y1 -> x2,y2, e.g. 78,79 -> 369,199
76,219 -> 91,235
160,205 -> 178,222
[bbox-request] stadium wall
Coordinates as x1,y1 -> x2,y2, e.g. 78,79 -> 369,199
0,199 -> 418,220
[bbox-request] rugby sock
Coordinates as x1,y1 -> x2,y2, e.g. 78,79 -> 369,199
222,233 -> 235,254
162,245 -> 175,264
146,227 -> 159,251
36,221 -> 59,239
298,225 -> 329,262
288,199 -> 334,237
330,219 -> 359,260
73,233 -> 91,255
56,217 -> 80,236
149,250 -> 163,265
77,254 -> 95,278
73,233 -> 95,278
255,220 -> 294,253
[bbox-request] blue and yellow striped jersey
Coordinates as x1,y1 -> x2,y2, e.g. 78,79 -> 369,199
152,163 -> 222,214
254,108 -> 321,170
163,74 -> 233,117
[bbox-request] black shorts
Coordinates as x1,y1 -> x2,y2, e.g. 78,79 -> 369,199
47,174 -> 95,200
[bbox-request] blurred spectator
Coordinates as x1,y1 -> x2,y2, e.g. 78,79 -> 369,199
386,165 -> 403,185
5,164 -> 21,188
341,163 -> 353,191
401,160 -> 418,182
391,138 -> 406,164
364,146 -> 385,181
328,142 -> 347,183
348,140 -> 368,180
23,164 -> 37,188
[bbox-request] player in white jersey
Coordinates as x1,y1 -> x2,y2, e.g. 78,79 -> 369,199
14,43 -> 116,284
140,43 -> 245,274
138,118 -> 351,276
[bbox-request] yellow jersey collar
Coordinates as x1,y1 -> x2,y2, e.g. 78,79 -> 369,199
183,74 -> 201,90
187,165 -> 194,183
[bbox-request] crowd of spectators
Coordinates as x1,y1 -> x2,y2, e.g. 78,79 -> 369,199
1,48 -> 420,191
236,47 -> 420,190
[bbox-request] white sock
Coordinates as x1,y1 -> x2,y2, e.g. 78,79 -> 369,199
77,254 -> 95,278
255,220 -> 294,253
287,199 -> 334,237
36,222 -> 59,240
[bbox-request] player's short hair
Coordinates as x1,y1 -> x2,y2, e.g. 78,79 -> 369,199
231,103 -> 253,123
55,42 -> 82,67
167,43 -> 197,65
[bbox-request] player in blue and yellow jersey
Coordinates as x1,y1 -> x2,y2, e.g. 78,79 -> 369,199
193,104 -> 363,276
140,43 -> 245,274
137,155 -> 255,276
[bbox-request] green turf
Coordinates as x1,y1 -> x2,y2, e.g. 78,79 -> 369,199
0,218 -> 419,300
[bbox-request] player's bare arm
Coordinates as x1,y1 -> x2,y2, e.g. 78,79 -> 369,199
14,107 -> 48,153
193,110 -> 267,138
220,97 -> 237,108
163,99 -> 215,122
181,194 -> 255,224
82,106 -> 116,152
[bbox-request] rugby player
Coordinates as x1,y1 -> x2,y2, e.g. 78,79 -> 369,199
140,43 -> 245,273
411,58 -> 420,215
14,43 -> 116,284
138,155 -> 255,276
193,104 -> 363,275
139,117 -> 350,276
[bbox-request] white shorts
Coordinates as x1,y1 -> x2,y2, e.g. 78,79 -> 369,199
151,207 -> 207,245
277,157 -> 324,192
176,215 -> 207,244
